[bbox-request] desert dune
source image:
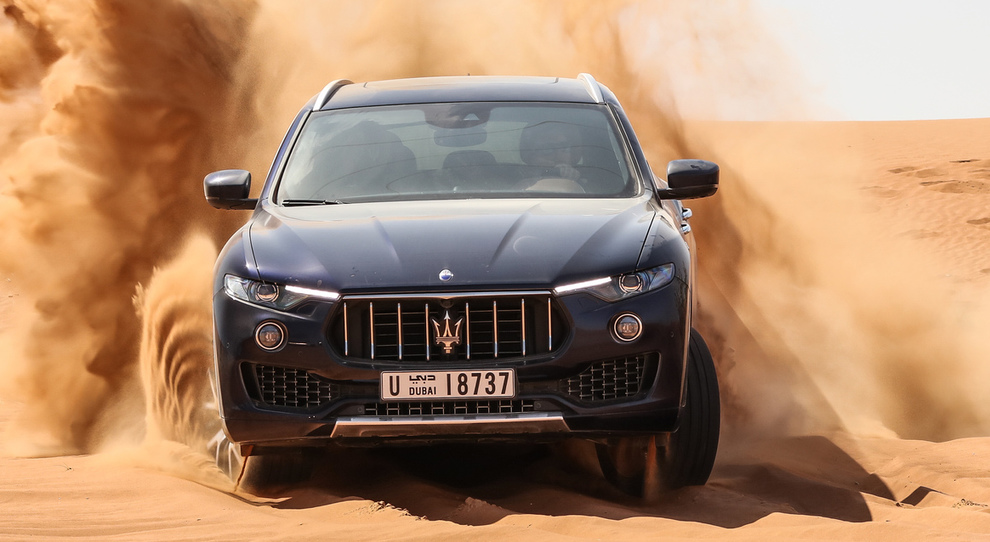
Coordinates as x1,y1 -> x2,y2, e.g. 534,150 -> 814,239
2,117 -> 989,542
2,1 -> 990,540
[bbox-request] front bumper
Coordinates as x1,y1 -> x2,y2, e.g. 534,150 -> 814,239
212,281 -> 690,447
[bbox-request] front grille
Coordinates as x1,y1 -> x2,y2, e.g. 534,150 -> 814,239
329,293 -> 567,363
562,354 -> 654,403
252,364 -> 338,409
365,399 -> 536,416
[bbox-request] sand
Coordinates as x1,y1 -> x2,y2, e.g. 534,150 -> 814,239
0,435 -> 986,540
2,119 -> 989,541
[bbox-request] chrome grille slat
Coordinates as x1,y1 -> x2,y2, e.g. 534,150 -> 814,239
369,301 -> 376,360
343,301 -> 349,356
329,293 -> 564,363
465,301 -> 471,360
493,299 -> 499,358
521,299 -> 526,356
424,303 -> 430,361
548,298 -> 553,350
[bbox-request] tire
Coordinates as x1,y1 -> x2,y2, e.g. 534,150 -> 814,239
207,429 -> 315,491
207,429 -> 244,482
240,450 -> 316,490
597,328 -> 720,496
595,435 -> 655,496
205,370 -> 316,491
660,328 -> 720,488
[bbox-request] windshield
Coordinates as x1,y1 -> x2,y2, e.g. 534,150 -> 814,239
275,102 -> 638,203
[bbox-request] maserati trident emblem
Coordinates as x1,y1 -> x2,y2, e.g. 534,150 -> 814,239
438,268 -> 454,281
431,310 -> 463,354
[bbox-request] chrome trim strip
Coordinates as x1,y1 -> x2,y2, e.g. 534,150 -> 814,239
547,297 -> 553,350
493,299 -> 499,358
397,302 -> 403,360
577,73 -> 604,104
424,303 -> 430,361
521,299 -> 526,356
312,79 -> 353,111
329,413 -> 569,438
342,291 -> 552,301
369,301 -> 375,360
465,301 -> 471,360
343,301 -> 349,356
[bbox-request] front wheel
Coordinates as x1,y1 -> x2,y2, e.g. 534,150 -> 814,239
207,430 -> 315,491
597,328 -> 720,496
207,429 -> 244,482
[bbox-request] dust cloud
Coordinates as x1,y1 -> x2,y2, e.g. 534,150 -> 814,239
0,0 -> 986,474
0,0 -> 255,455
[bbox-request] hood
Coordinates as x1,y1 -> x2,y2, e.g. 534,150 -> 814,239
247,198 -> 659,292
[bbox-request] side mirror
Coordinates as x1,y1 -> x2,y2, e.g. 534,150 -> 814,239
204,169 -> 258,210
655,159 -> 719,200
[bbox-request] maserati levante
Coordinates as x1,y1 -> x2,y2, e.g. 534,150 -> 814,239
205,74 -> 720,495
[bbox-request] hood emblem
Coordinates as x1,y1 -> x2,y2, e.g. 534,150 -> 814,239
439,268 -> 454,282
431,311 -> 463,354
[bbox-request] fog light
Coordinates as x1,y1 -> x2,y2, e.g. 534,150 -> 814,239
612,313 -> 643,342
255,321 -> 286,351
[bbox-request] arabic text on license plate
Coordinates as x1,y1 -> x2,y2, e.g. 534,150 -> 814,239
380,370 -> 515,401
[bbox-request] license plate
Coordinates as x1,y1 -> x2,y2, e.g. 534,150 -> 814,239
380,369 -> 516,401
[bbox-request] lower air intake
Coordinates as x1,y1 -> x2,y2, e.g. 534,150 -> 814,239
253,364 -> 338,409
562,354 -> 654,403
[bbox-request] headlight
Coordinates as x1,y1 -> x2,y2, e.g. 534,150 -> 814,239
224,274 -> 338,310
554,263 -> 675,302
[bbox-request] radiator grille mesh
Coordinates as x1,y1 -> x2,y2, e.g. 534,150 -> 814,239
364,400 -> 536,416
329,293 -> 566,363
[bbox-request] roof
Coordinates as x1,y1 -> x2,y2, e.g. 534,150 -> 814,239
315,75 -> 607,111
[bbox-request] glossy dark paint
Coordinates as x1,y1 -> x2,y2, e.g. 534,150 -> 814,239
204,169 -> 256,210
209,75 -> 714,447
661,159 -> 720,199
212,279 -> 690,445
245,197 -> 673,292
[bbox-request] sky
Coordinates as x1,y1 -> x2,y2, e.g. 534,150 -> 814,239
754,0 -> 990,120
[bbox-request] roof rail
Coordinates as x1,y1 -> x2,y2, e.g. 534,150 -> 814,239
577,73 -> 604,104
312,79 -> 353,111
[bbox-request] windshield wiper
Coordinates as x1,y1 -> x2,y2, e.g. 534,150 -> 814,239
280,199 -> 349,206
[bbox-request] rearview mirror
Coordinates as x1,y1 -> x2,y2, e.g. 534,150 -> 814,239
204,169 -> 258,210
655,159 -> 719,200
